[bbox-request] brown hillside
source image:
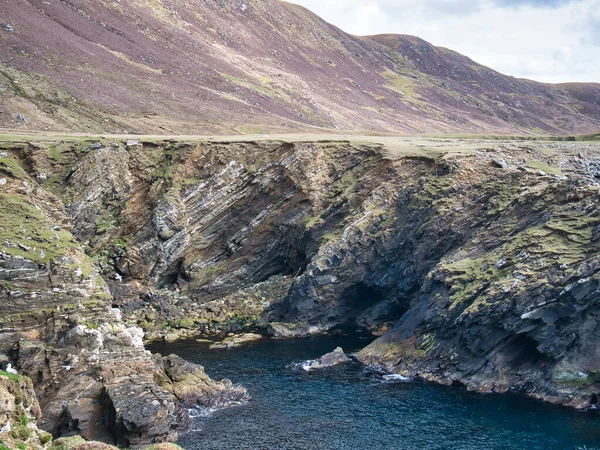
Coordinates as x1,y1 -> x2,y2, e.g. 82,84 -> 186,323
0,0 -> 598,135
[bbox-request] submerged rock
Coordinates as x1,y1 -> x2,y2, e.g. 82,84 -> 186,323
209,333 -> 263,349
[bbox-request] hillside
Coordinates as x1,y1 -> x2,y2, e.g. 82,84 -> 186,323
0,0 -> 599,135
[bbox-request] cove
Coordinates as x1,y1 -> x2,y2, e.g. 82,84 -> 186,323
149,334 -> 600,450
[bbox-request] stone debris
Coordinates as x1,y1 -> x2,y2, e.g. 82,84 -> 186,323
492,159 -> 508,169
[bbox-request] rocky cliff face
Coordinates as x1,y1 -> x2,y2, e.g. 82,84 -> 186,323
0,369 -> 51,449
3,135 -> 600,425
0,144 -> 248,448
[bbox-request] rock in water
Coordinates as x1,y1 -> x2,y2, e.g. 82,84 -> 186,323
317,347 -> 351,367
209,333 -> 263,349
295,347 -> 351,372
156,354 -> 250,409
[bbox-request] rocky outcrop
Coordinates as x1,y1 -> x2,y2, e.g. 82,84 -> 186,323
308,347 -> 351,371
47,436 -> 185,450
156,354 -> 249,409
6,136 -> 600,413
25,139 -> 386,338
0,147 -> 247,447
0,370 -> 51,449
290,347 -> 351,372
317,348 -> 351,367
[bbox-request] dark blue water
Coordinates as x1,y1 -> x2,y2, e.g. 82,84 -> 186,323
149,334 -> 600,450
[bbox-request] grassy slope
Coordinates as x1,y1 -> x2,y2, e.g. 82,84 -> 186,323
0,0 -> 598,135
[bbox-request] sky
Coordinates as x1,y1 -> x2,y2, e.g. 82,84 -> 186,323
288,0 -> 600,83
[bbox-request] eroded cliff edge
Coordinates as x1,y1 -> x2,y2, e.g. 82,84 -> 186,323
0,145 -> 248,448
2,135 -> 600,432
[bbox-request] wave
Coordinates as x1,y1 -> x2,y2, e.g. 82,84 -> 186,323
288,359 -> 321,372
186,406 -> 216,419
382,374 -> 412,382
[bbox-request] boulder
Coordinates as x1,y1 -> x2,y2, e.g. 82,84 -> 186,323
156,354 -> 249,409
297,347 -> 351,372
492,159 -> 508,169
314,347 -> 351,368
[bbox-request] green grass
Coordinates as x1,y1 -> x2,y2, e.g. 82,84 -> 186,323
47,145 -> 66,163
10,425 -> 30,441
0,194 -> 75,264
145,444 -> 185,450
0,157 -> 30,179
49,436 -> 87,450
525,160 -> 561,175
84,320 -> 100,330
0,370 -> 20,381
96,217 -> 116,234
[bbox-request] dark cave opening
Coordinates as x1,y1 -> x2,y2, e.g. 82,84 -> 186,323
257,247 -> 309,283
345,283 -> 385,311
505,334 -> 549,367
337,282 -> 408,326
157,258 -> 189,289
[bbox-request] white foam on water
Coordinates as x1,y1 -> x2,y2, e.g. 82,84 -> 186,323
186,406 -> 216,419
288,359 -> 322,372
382,374 -> 412,382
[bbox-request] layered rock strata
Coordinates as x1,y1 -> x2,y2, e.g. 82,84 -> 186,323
5,137 -> 600,412
0,146 -> 247,447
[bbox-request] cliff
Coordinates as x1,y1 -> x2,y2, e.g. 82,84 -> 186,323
0,142 -> 248,448
2,134 -> 600,447
3,135 -> 599,412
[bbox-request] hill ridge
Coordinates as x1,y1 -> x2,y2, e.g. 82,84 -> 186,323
0,0 -> 598,135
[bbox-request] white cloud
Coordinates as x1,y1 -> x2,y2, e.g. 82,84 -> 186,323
287,0 -> 600,83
